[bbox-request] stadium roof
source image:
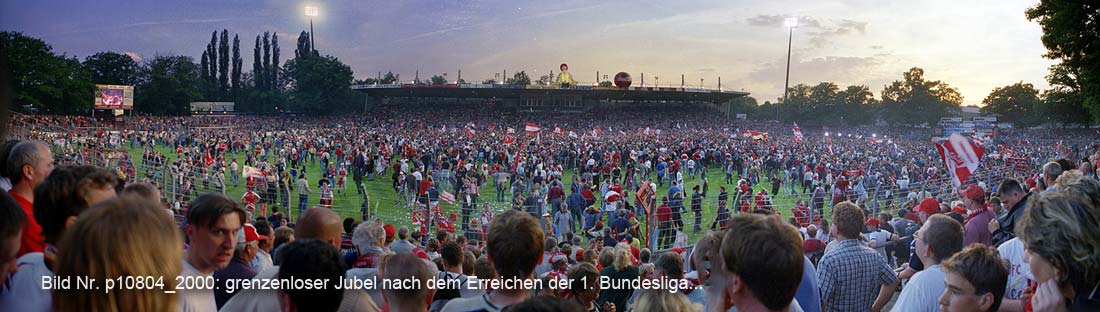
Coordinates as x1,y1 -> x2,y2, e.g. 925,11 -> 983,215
352,83 -> 750,103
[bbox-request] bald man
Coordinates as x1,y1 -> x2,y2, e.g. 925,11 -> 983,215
221,207 -> 379,312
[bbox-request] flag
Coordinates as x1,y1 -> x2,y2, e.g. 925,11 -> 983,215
525,122 -> 541,134
793,122 -> 803,143
507,127 -> 515,134
504,135 -> 516,145
204,149 -> 214,167
242,165 -> 266,179
936,133 -> 985,187
568,131 -> 578,138
465,128 -> 476,137
440,124 -> 447,133
216,142 -> 228,150
553,127 -> 563,135
440,190 -> 456,204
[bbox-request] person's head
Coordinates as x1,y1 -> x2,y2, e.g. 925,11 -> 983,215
342,218 -> 356,236
53,196 -> 181,311
184,193 -> 246,273
382,252 -> 434,311
295,207 -> 343,248
938,244 -> 1009,312
122,182 -> 162,202
352,220 -> 384,253
474,255 -> 495,279
996,179 -> 1026,209
1042,162 -> 1063,188
598,248 -> 615,269
568,262 -> 600,303
958,184 -> 986,210
253,219 -> 274,252
277,239 -> 345,312
6,140 -> 54,190
988,197 -> 1002,214
719,214 -> 803,311
0,192 -> 25,286
831,201 -> 865,240
545,237 -> 558,253
441,241 -> 464,272
34,165 -> 119,246
560,63 -> 568,71
486,210 -> 544,281
612,244 -> 632,271
236,223 -> 264,262
690,231 -> 720,285
914,214 -> 964,266
583,249 -> 598,265
653,251 -> 684,280
1017,192 -> 1100,294
631,289 -> 703,312
806,224 -> 818,238
397,226 -> 409,240
639,248 -> 651,264
1054,169 -> 1100,208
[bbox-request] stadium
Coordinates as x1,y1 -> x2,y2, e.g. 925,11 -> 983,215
2,1 -> 1100,312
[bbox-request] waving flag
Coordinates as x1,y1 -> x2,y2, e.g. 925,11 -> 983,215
568,131 -> 578,138
465,128 -> 476,137
507,127 -> 515,134
504,135 -> 516,145
793,122 -> 803,143
553,127 -> 563,135
440,190 -> 456,204
525,122 -> 541,134
936,133 -> 985,187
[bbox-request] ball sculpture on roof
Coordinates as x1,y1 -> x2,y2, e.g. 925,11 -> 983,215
614,72 -> 632,88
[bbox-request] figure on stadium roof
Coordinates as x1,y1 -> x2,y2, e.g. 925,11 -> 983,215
556,63 -> 576,87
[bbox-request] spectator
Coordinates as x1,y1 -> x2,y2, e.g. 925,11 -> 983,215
0,166 -> 118,311
633,289 -> 701,312
430,241 -> 477,311
597,244 -> 638,311
568,262 -> 611,312
958,184 -> 994,246
938,244 -> 1008,312
816,201 -> 897,312
442,210 -> 544,311
1016,193 -> 1100,311
271,225 -> 295,265
0,193 -> 26,289
391,225 -> 416,254
1041,162 -> 1063,193
7,141 -> 54,257
711,213 -> 806,312
278,239 -> 347,312
51,196 -> 181,311
383,252 -> 436,312
213,223 -> 265,309
991,179 -> 1032,246
893,214 -> 965,311
178,193 -> 246,312
251,219 -> 275,272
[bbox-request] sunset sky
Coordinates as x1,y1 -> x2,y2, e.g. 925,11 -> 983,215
0,0 -> 1056,106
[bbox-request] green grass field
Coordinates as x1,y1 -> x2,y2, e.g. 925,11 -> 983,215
126,143 -> 823,245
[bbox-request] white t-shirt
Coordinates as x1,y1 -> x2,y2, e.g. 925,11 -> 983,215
998,238 -> 1033,300
891,264 -> 945,312
0,252 -> 52,312
179,258 -> 217,312
865,229 -> 893,264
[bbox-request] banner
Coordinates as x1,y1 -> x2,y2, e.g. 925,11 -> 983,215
525,122 -> 541,134
553,127 -> 563,135
936,133 -> 984,187
793,122 -> 803,143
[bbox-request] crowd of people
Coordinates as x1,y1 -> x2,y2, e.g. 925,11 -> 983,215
1,107 -> 1099,311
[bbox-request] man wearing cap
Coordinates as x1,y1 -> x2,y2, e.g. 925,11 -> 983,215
865,218 -> 900,268
891,214 -> 964,312
958,184 -> 994,246
214,223 -> 264,309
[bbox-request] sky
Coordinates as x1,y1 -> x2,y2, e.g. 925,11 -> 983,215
0,0 -> 1057,106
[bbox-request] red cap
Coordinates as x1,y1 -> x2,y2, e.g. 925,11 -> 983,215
383,224 -> 396,240
412,247 -> 430,260
917,198 -> 940,215
672,247 -> 684,254
952,205 -> 968,215
243,224 -> 267,242
865,218 -> 880,227
576,248 -> 586,260
958,185 -> 985,201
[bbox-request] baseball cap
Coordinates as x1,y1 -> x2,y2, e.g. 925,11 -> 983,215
917,198 -> 940,215
243,224 -> 267,243
958,184 -> 985,201
383,224 -> 396,241
865,218 -> 880,227
952,205 -> 968,215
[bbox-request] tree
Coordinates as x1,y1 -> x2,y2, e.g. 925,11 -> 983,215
506,71 -> 530,85
200,51 -> 210,85
381,72 -> 399,84
262,32 -> 271,91
981,82 -> 1041,126
217,29 -> 229,100
295,31 -> 314,59
231,34 -> 241,99
837,85 -> 878,125
430,75 -> 447,85
283,54 -> 356,114
206,31 -> 217,86
880,67 -> 963,126
271,32 -> 280,91
726,96 -> 759,119
598,81 -> 613,87
482,79 -> 497,84
535,74 -> 552,85
135,55 -> 203,115
1,32 -> 95,114
82,51 -> 140,86
1026,1 -> 1100,123
252,35 -> 263,91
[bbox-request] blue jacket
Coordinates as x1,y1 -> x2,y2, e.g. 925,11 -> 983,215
567,192 -> 586,212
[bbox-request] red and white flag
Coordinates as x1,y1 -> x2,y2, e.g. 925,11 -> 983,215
553,127 -> 563,135
568,131 -> 578,138
793,122 -> 803,143
506,127 -> 515,134
525,122 -> 541,134
503,135 -> 516,145
465,128 -> 476,137
441,190 -> 456,204
936,133 -> 985,187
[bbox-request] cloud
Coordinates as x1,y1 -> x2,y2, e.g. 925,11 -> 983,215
743,54 -> 901,103
747,15 -> 868,49
44,18 -> 249,37
746,15 -> 823,29
124,51 -> 143,62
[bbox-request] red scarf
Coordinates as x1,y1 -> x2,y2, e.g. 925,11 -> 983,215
964,205 -> 990,224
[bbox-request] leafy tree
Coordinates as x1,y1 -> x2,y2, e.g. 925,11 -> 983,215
200,51 -> 210,85
482,79 -> 497,84
535,74 -> 552,85
218,29 -> 229,99
506,71 -> 530,85
206,31 -> 217,86
880,67 -> 962,126
598,81 -> 613,87
1,32 -> 95,114
380,72 -> 399,84
430,75 -> 447,85
981,82 -> 1040,126
252,35 -> 263,91
295,31 -> 315,59
271,32 -> 280,91
262,32 -> 270,90
82,51 -> 140,85
231,34 -> 241,99
837,85 -> 878,125
283,54 -> 356,114
726,96 -> 758,118
1026,1 -> 1100,123
135,55 -> 202,115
